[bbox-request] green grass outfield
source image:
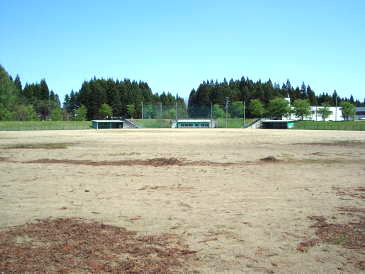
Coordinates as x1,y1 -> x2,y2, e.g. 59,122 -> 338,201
293,121 -> 365,131
131,119 -> 172,128
0,118 -> 261,130
216,118 -> 255,128
0,121 -> 91,131
132,118 -> 256,128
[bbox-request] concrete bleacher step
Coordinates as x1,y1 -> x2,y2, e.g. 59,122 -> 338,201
123,119 -> 141,128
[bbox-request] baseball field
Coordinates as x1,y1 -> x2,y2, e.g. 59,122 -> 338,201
0,129 -> 364,273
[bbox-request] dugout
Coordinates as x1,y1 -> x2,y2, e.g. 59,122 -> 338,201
172,119 -> 215,128
92,120 -> 124,129
261,120 -> 294,129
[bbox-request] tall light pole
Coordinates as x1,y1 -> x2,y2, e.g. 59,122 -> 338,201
210,102 -> 213,125
243,100 -> 246,128
335,96 -> 338,121
175,101 -> 178,122
141,101 -> 144,119
225,97 -> 229,128
175,93 -> 179,122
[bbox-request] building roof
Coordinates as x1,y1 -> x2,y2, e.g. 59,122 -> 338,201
177,119 -> 212,122
262,120 -> 294,123
92,120 -> 123,122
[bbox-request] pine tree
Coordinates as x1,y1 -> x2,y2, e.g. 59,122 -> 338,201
14,75 -> 22,92
0,65 -> 20,120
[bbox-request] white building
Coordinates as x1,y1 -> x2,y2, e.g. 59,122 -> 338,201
287,106 -> 343,121
297,106 -> 344,121
355,107 -> 365,120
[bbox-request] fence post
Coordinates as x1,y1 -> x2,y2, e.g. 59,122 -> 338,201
243,101 -> 246,128
175,102 -> 178,122
141,102 -> 144,119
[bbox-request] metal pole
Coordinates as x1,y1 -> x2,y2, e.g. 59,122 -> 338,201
48,91 -> 50,120
243,101 -> 246,128
315,104 -> 318,121
175,102 -> 178,122
210,102 -> 213,128
225,97 -> 229,128
141,102 -> 144,119
335,96 -> 337,121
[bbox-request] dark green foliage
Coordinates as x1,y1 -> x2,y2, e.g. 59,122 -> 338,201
2,63 -> 364,123
0,65 -> 20,120
188,77 -> 286,118
14,75 -> 22,92
71,78 -> 185,120
22,80 -> 60,120
230,101 -> 243,118
187,77 -> 364,118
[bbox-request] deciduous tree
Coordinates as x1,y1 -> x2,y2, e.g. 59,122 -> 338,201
267,97 -> 291,119
51,107 -> 63,121
127,104 -> 136,118
74,105 -> 87,121
98,103 -> 113,119
292,99 -> 311,120
340,102 -> 355,120
317,103 -> 332,121
230,101 -> 243,118
249,99 -> 265,118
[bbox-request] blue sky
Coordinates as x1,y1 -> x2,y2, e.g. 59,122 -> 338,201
1,0 -> 364,102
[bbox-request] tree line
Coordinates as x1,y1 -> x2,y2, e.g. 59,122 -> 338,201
0,63 -> 363,121
188,77 -> 364,118
63,78 -> 185,120
0,65 -> 61,121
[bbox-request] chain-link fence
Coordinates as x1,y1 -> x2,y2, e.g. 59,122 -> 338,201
139,102 -> 249,128
141,104 -> 188,119
142,102 -> 246,120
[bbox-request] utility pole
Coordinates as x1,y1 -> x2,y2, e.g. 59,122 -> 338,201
210,102 -> 213,128
141,102 -> 144,119
175,93 -> 179,122
48,91 -> 50,120
335,96 -> 338,121
175,101 -> 178,122
243,100 -> 246,128
225,97 -> 229,128
315,103 -> 318,122
210,102 -> 213,117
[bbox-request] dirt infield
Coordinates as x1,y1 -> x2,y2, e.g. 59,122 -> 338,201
0,128 -> 364,273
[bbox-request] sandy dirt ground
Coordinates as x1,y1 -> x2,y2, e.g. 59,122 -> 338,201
0,128 -> 364,273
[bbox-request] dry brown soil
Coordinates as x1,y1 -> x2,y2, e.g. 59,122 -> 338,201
0,128 -> 364,273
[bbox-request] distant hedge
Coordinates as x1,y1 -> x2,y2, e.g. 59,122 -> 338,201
293,121 -> 365,131
0,121 -> 91,131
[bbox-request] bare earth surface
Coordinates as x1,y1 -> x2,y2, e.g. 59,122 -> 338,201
0,128 -> 364,273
